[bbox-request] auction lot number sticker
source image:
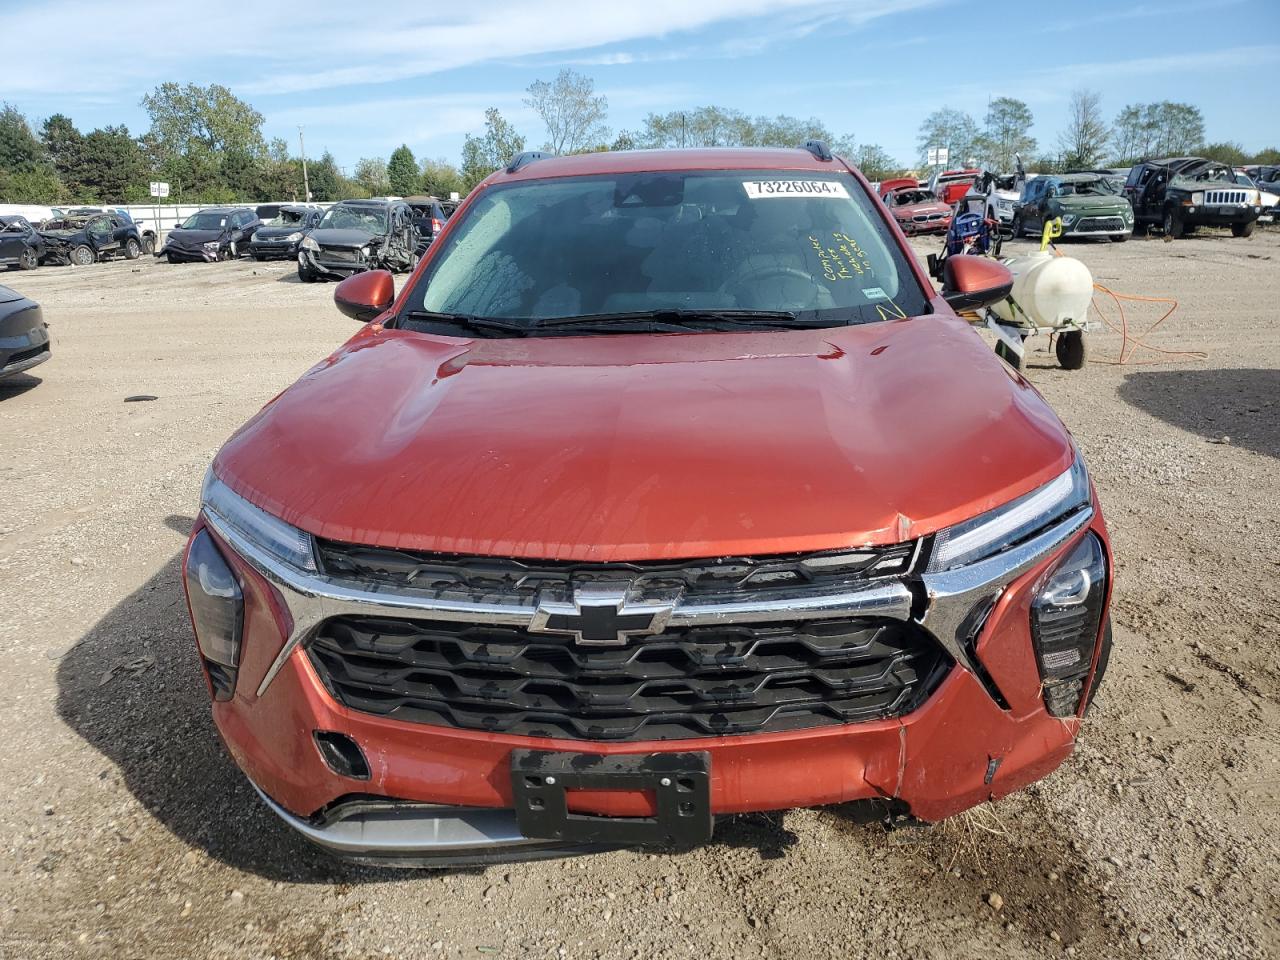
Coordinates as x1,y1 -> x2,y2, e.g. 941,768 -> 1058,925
743,180 -> 850,199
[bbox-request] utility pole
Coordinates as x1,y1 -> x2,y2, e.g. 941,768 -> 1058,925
299,126 -> 311,201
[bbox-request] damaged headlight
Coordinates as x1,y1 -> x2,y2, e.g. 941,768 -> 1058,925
927,458 -> 1091,572
361,245 -> 372,258
301,235 -> 319,251
285,232 -> 303,242
202,241 -> 219,251
201,469 -> 317,572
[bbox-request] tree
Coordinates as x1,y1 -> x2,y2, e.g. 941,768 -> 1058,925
78,125 -> 148,202
387,145 -> 420,195
850,144 -> 899,181
460,108 -> 525,191
916,108 -> 978,168
140,83 -> 265,159
0,103 -> 48,175
634,107 -> 849,152
1196,141 -> 1248,166
1111,101 -> 1205,163
1057,89 -> 1109,169
524,69 -> 609,155
41,114 -> 86,191
420,157 -> 462,198
354,157 -> 390,195
975,97 -> 1035,172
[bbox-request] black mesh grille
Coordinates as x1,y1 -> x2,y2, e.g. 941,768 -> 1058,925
308,615 -> 948,741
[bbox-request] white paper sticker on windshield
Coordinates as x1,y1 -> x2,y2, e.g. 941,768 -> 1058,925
863,286 -> 888,300
743,180 -> 850,199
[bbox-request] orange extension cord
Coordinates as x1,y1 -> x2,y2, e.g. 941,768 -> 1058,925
1047,243 -> 1207,366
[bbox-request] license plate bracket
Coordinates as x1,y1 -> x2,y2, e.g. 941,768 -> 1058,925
510,750 -> 712,846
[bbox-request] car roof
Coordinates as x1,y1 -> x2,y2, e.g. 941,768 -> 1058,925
491,147 -> 851,185
336,198 -> 395,207
197,206 -> 250,213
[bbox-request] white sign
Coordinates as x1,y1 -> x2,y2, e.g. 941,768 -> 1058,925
449,191 -> 461,201
927,147 -> 949,166
149,181 -> 170,198
742,180 -> 850,199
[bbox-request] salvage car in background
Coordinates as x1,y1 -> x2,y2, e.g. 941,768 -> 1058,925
64,207 -> 158,255
405,196 -> 452,258
878,178 -> 952,234
38,212 -> 144,265
1125,157 -> 1263,238
297,198 -> 417,282
0,216 -> 46,271
160,207 -> 261,263
1232,171 -> 1277,223
185,144 -> 1114,866
976,172 -> 1024,228
1013,173 -> 1134,242
0,283 -> 50,380
928,168 -> 981,205
249,205 -> 324,261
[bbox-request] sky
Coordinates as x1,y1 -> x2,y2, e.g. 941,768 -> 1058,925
5,0 -> 1275,172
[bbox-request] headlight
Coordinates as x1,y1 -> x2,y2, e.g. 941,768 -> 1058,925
997,198 -> 1012,209
201,469 -> 317,572
202,241 -> 219,251
301,235 -> 319,251
184,529 -> 243,700
927,458 -> 1090,573
286,231 -> 303,242
1032,531 -> 1108,716
1060,213 -> 1076,225
1191,192 -> 1204,205
361,245 -> 372,257
251,231 -> 261,242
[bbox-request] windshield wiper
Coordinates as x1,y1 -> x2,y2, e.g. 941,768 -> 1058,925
534,309 -> 827,332
398,310 -> 534,337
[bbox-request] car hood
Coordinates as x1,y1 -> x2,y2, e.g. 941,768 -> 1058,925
213,313 -> 1074,561
894,201 -> 951,217
167,229 -> 225,246
1056,195 -> 1129,212
312,228 -> 382,248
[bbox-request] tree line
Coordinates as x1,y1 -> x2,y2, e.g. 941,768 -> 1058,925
3,72 -> 1276,206
917,90 -> 1278,173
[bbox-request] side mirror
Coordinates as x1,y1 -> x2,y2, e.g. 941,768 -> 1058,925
941,255 -> 1014,312
334,269 -> 395,322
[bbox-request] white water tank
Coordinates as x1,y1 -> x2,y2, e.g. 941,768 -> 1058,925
989,252 -> 1094,328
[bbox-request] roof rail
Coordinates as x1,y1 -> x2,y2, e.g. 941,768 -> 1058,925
506,151 -> 556,174
801,140 -> 833,162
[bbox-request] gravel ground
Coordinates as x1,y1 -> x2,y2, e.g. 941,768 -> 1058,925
0,228 -> 1277,959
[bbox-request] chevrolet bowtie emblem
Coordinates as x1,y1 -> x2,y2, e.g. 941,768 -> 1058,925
528,583 -> 677,646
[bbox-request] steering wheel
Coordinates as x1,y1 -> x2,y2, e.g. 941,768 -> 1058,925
723,264 -> 824,311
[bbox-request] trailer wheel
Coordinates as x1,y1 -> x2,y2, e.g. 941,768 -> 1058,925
1232,221 -> 1256,238
1055,330 -> 1088,370
995,338 -> 1026,372
70,244 -> 95,266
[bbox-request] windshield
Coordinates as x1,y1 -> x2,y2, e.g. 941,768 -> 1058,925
269,210 -> 306,226
402,170 -> 926,336
889,189 -> 935,206
1057,178 -> 1119,197
181,213 -> 227,230
318,205 -> 387,232
1,218 -> 29,232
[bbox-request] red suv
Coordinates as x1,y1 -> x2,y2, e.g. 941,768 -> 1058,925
183,144 -> 1113,866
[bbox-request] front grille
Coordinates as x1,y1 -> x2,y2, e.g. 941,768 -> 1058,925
912,213 -> 946,222
1204,190 -> 1248,205
308,615 -> 948,741
1075,216 -> 1125,232
3,345 -> 47,369
318,247 -> 362,263
316,540 -> 917,601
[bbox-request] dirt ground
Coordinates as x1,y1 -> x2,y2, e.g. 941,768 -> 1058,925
1,228 -> 1277,960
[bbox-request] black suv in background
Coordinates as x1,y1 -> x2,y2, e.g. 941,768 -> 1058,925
38,212 -> 144,265
0,216 -> 46,271
404,196 -> 455,258
1125,157 -> 1263,238
161,207 -> 262,262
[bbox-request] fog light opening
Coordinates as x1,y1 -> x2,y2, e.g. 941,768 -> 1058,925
314,731 -> 371,780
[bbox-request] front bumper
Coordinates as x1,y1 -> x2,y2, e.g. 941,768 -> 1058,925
1,321 -> 51,378
299,248 -> 369,278
1061,216 -> 1133,237
163,245 -> 219,263
190,502 -> 1111,865
249,240 -> 301,260
1179,204 -> 1261,226
899,217 -> 951,236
